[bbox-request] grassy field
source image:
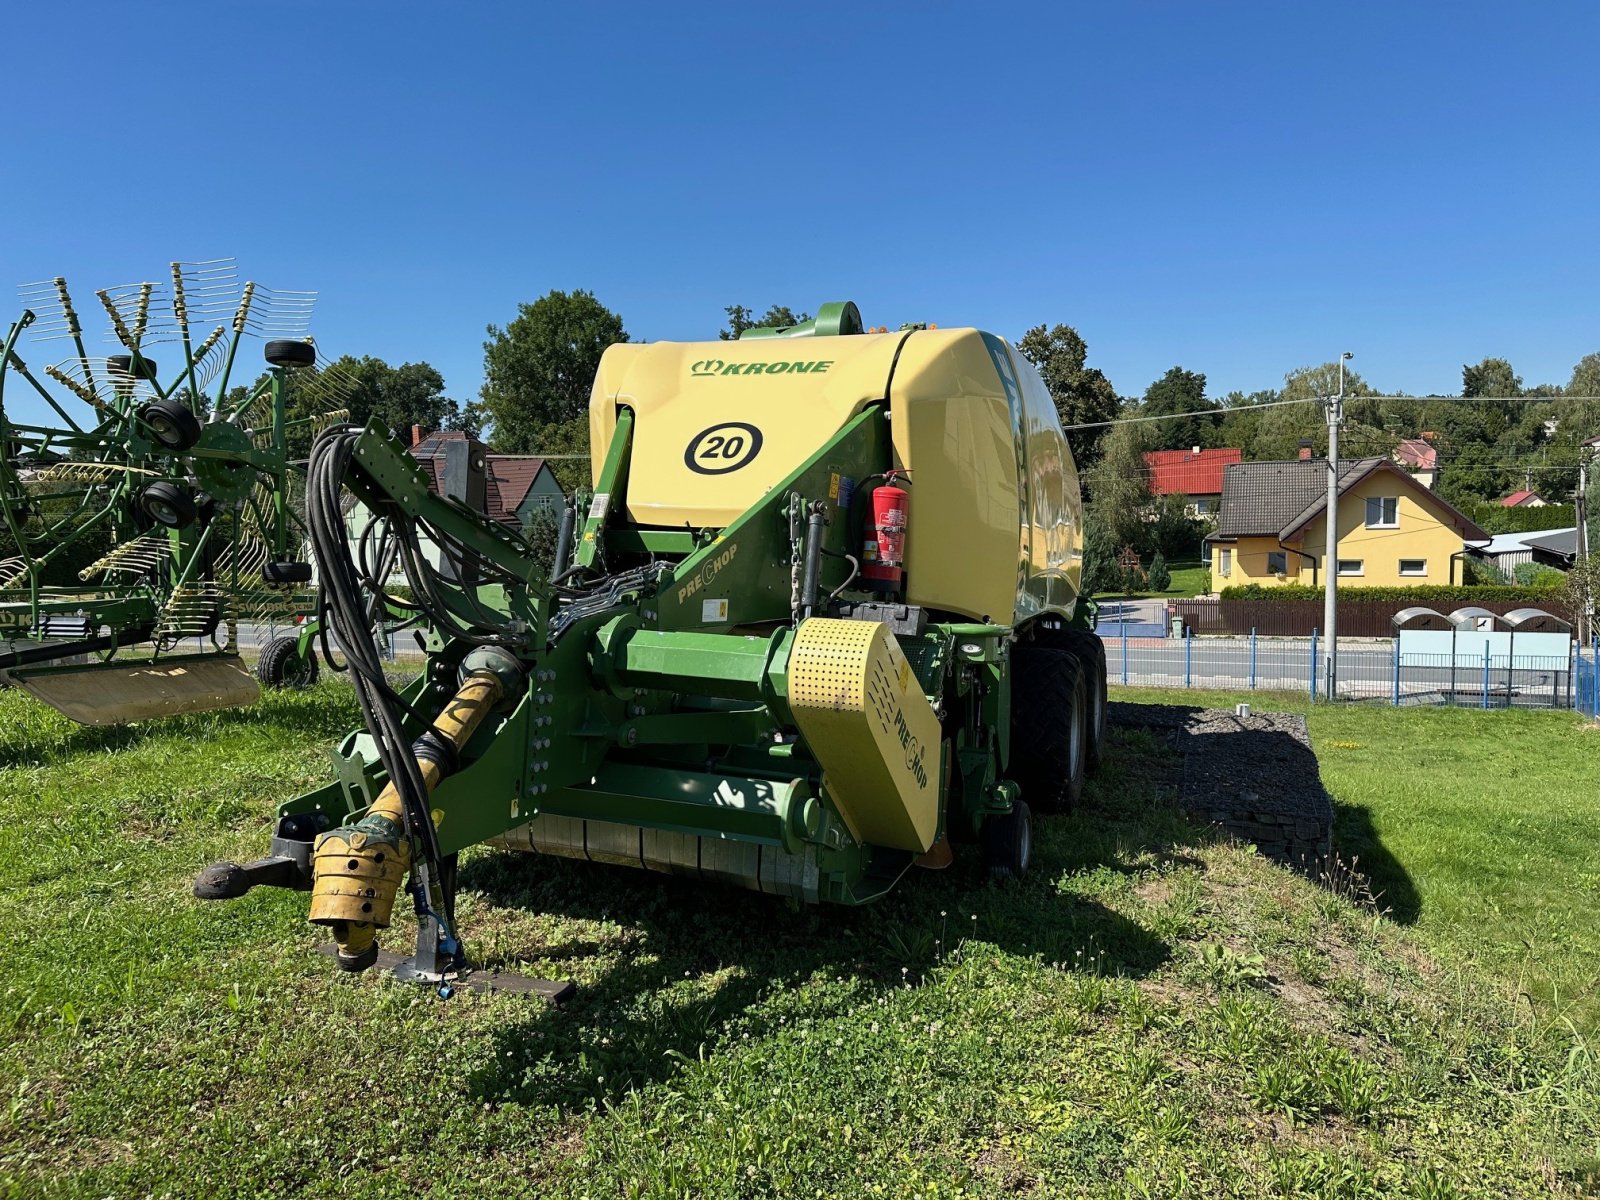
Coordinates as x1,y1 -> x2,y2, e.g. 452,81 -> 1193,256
0,683 -> 1596,1197
1112,685 -> 1600,1032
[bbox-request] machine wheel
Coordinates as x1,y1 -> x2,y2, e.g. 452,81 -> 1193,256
262,560 -> 313,585
138,398 -> 202,451
257,634 -> 319,689
264,339 -> 316,368
108,353 -> 159,381
138,481 -> 197,529
983,798 -> 1032,880
1007,646 -> 1087,813
1053,630 -> 1107,773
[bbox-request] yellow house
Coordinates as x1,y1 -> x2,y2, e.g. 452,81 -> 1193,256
1205,456 -> 1489,588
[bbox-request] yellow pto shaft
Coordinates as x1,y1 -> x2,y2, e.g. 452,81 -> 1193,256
308,671 -> 504,969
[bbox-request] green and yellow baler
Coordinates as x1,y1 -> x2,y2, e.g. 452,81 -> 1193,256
196,302 -> 1108,985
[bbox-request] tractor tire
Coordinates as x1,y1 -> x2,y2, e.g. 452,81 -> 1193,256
108,353 -> 159,381
1052,629 -> 1108,773
264,339 -> 316,368
1007,645 -> 1087,813
138,397 -> 202,451
983,798 -> 1032,881
138,481 -> 197,529
262,560 -> 313,585
257,634 -> 318,689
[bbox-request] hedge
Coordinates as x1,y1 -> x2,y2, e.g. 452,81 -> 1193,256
1465,501 -> 1576,534
1218,583 -> 1564,605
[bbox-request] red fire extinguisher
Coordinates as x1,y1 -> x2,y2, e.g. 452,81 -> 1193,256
862,474 -> 909,594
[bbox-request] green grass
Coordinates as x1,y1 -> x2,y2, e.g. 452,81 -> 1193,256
1103,564 -> 1211,600
0,684 -> 1596,1197
1113,684 -> 1600,1031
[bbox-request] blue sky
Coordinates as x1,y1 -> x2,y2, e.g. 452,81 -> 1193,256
3,2 -> 1596,420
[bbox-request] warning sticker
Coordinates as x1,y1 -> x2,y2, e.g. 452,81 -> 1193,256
702,598 -> 729,623
837,475 -> 855,509
588,493 -> 609,519
828,472 -> 840,501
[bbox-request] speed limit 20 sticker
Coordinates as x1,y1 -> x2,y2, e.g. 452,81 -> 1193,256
684,422 -> 763,475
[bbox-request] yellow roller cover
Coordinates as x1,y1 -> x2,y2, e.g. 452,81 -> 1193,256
787,617 -> 940,853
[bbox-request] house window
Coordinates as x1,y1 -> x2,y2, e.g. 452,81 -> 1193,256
1267,551 -> 1287,575
1337,559 -> 1364,576
1217,547 -> 1232,578
1365,496 -> 1399,528
1399,558 -> 1427,577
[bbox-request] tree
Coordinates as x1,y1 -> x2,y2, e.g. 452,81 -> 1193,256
1079,518 -> 1119,598
479,290 -> 628,454
1462,357 -> 1522,399
313,355 -> 464,439
1249,362 -> 1372,460
720,305 -> 811,340
1084,419 -> 1153,549
1146,551 -> 1171,593
1569,352 -> 1600,398
1016,324 -> 1120,469
1140,366 -> 1217,451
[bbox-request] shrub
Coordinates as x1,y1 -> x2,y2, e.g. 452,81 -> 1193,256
1146,552 -> 1171,592
1466,501 -> 1576,534
1513,562 -> 1566,587
1218,582 -> 1563,604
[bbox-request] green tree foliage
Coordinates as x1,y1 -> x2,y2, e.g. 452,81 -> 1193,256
1568,352 -> 1600,397
1016,324 -> 1120,469
1085,419 -> 1153,548
479,290 -> 628,455
1140,366 -> 1218,451
1461,357 -> 1522,399
720,305 -> 811,340
1079,517 -> 1119,597
1146,551 -> 1171,592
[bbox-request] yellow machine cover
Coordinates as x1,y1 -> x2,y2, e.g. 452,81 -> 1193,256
589,326 -> 1083,626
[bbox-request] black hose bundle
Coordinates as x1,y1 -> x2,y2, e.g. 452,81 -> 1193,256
305,427 -> 444,873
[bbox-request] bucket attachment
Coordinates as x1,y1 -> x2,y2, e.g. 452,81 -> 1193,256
9,653 -> 261,724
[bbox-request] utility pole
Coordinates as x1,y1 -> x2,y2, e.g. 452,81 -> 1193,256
1323,352 -> 1353,700
1578,452 -> 1591,645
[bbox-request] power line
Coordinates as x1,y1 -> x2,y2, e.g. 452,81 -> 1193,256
1066,394 -> 1600,432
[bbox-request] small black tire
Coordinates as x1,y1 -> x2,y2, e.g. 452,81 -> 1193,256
262,561 -> 313,585
108,354 -> 159,381
138,481 -> 197,529
983,798 -> 1032,881
257,634 -> 318,689
137,398 -> 202,451
1007,646 -> 1087,813
264,340 -> 316,368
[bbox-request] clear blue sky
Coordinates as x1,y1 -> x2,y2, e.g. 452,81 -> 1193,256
4,2 -> 1596,418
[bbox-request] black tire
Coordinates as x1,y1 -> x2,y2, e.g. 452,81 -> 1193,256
108,354 -> 159,381
138,481 -> 197,529
1007,646 -> 1087,813
138,398 -> 202,451
262,561 -> 313,585
257,634 -> 318,689
264,339 -> 316,368
983,798 -> 1032,880
1053,629 -> 1108,773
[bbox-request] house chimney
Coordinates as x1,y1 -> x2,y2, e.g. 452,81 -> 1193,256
1191,446 -> 1201,456
1298,438 -> 1313,461
411,424 -> 422,447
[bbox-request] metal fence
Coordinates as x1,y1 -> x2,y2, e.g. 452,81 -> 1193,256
1102,631 -> 1583,709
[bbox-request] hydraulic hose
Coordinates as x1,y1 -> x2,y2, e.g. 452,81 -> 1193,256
308,669 -> 505,970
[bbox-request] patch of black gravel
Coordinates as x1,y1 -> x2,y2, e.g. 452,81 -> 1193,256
1109,701 -> 1333,868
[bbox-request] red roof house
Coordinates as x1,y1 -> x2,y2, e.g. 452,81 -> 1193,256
1142,447 -> 1242,516
1498,489 -> 1546,508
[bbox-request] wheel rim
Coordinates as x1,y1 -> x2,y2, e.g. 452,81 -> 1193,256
148,500 -> 178,526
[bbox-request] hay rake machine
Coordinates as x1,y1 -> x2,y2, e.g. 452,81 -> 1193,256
0,259 -> 354,723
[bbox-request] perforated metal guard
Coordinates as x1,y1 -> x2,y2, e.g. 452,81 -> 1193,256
788,618 -> 940,852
